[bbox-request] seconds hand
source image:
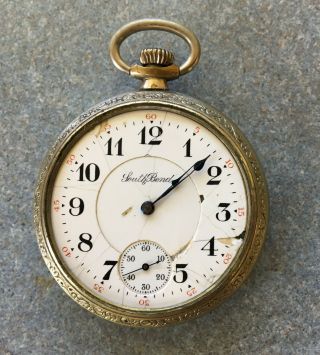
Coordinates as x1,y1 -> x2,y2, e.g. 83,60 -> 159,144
141,155 -> 210,215
122,259 -> 161,277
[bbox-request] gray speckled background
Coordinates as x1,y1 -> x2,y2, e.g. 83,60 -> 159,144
1,1 -> 319,354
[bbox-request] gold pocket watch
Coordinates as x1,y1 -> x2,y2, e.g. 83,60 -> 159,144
34,19 -> 268,327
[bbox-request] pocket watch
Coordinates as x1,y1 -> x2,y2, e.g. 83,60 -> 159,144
34,19 -> 268,327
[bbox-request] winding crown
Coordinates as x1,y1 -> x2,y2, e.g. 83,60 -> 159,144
140,48 -> 174,66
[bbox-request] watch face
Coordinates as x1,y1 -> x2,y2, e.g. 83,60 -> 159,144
50,109 -> 247,310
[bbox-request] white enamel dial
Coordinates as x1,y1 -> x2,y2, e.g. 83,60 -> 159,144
51,109 -> 247,310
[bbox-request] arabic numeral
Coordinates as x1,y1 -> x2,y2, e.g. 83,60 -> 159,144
183,139 -> 192,157
78,233 -> 93,252
77,163 -> 100,182
216,203 -> 231,222
141,244 -> 151,251
105,137 -> 123,156
173,264 -> 188,283
207,166 -> 222,185
69,197 -> 84,216
103,260 -> 118,280
141,283 -> 150,291
126,255 -> 135,262
139,126 -> 163,145
201,237 -> 217,256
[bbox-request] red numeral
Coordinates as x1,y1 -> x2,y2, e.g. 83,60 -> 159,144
66,154 -> 75,165
53,200 -> 60,212
145,113 -> 157,120
223,253 -> 232,264
103,123 -> 111,132
193,126 -> 200,135
237,208 -> 245,217
94,284 -> 104,293
139,299 -> 150,306
62,246 -> 72,257
225,159 -> 234,168
186,287 -> 197,297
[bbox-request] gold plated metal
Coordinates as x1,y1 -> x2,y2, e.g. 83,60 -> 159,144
109,19 -> 201,89
140,48 -> 174,66
34,91 -> 268,327
34,19 -> 268,327
129,64 -> 179,90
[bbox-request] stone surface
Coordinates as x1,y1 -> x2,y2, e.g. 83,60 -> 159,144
0,1 -> 319,354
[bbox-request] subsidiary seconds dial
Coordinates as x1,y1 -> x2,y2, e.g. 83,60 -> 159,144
119,240 -> 172,294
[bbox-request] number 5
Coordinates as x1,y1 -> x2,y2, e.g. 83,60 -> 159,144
173,264 -> 188,283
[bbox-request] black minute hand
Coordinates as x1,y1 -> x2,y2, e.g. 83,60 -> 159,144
152,154 -> 210,205
140,154 -> 210,215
